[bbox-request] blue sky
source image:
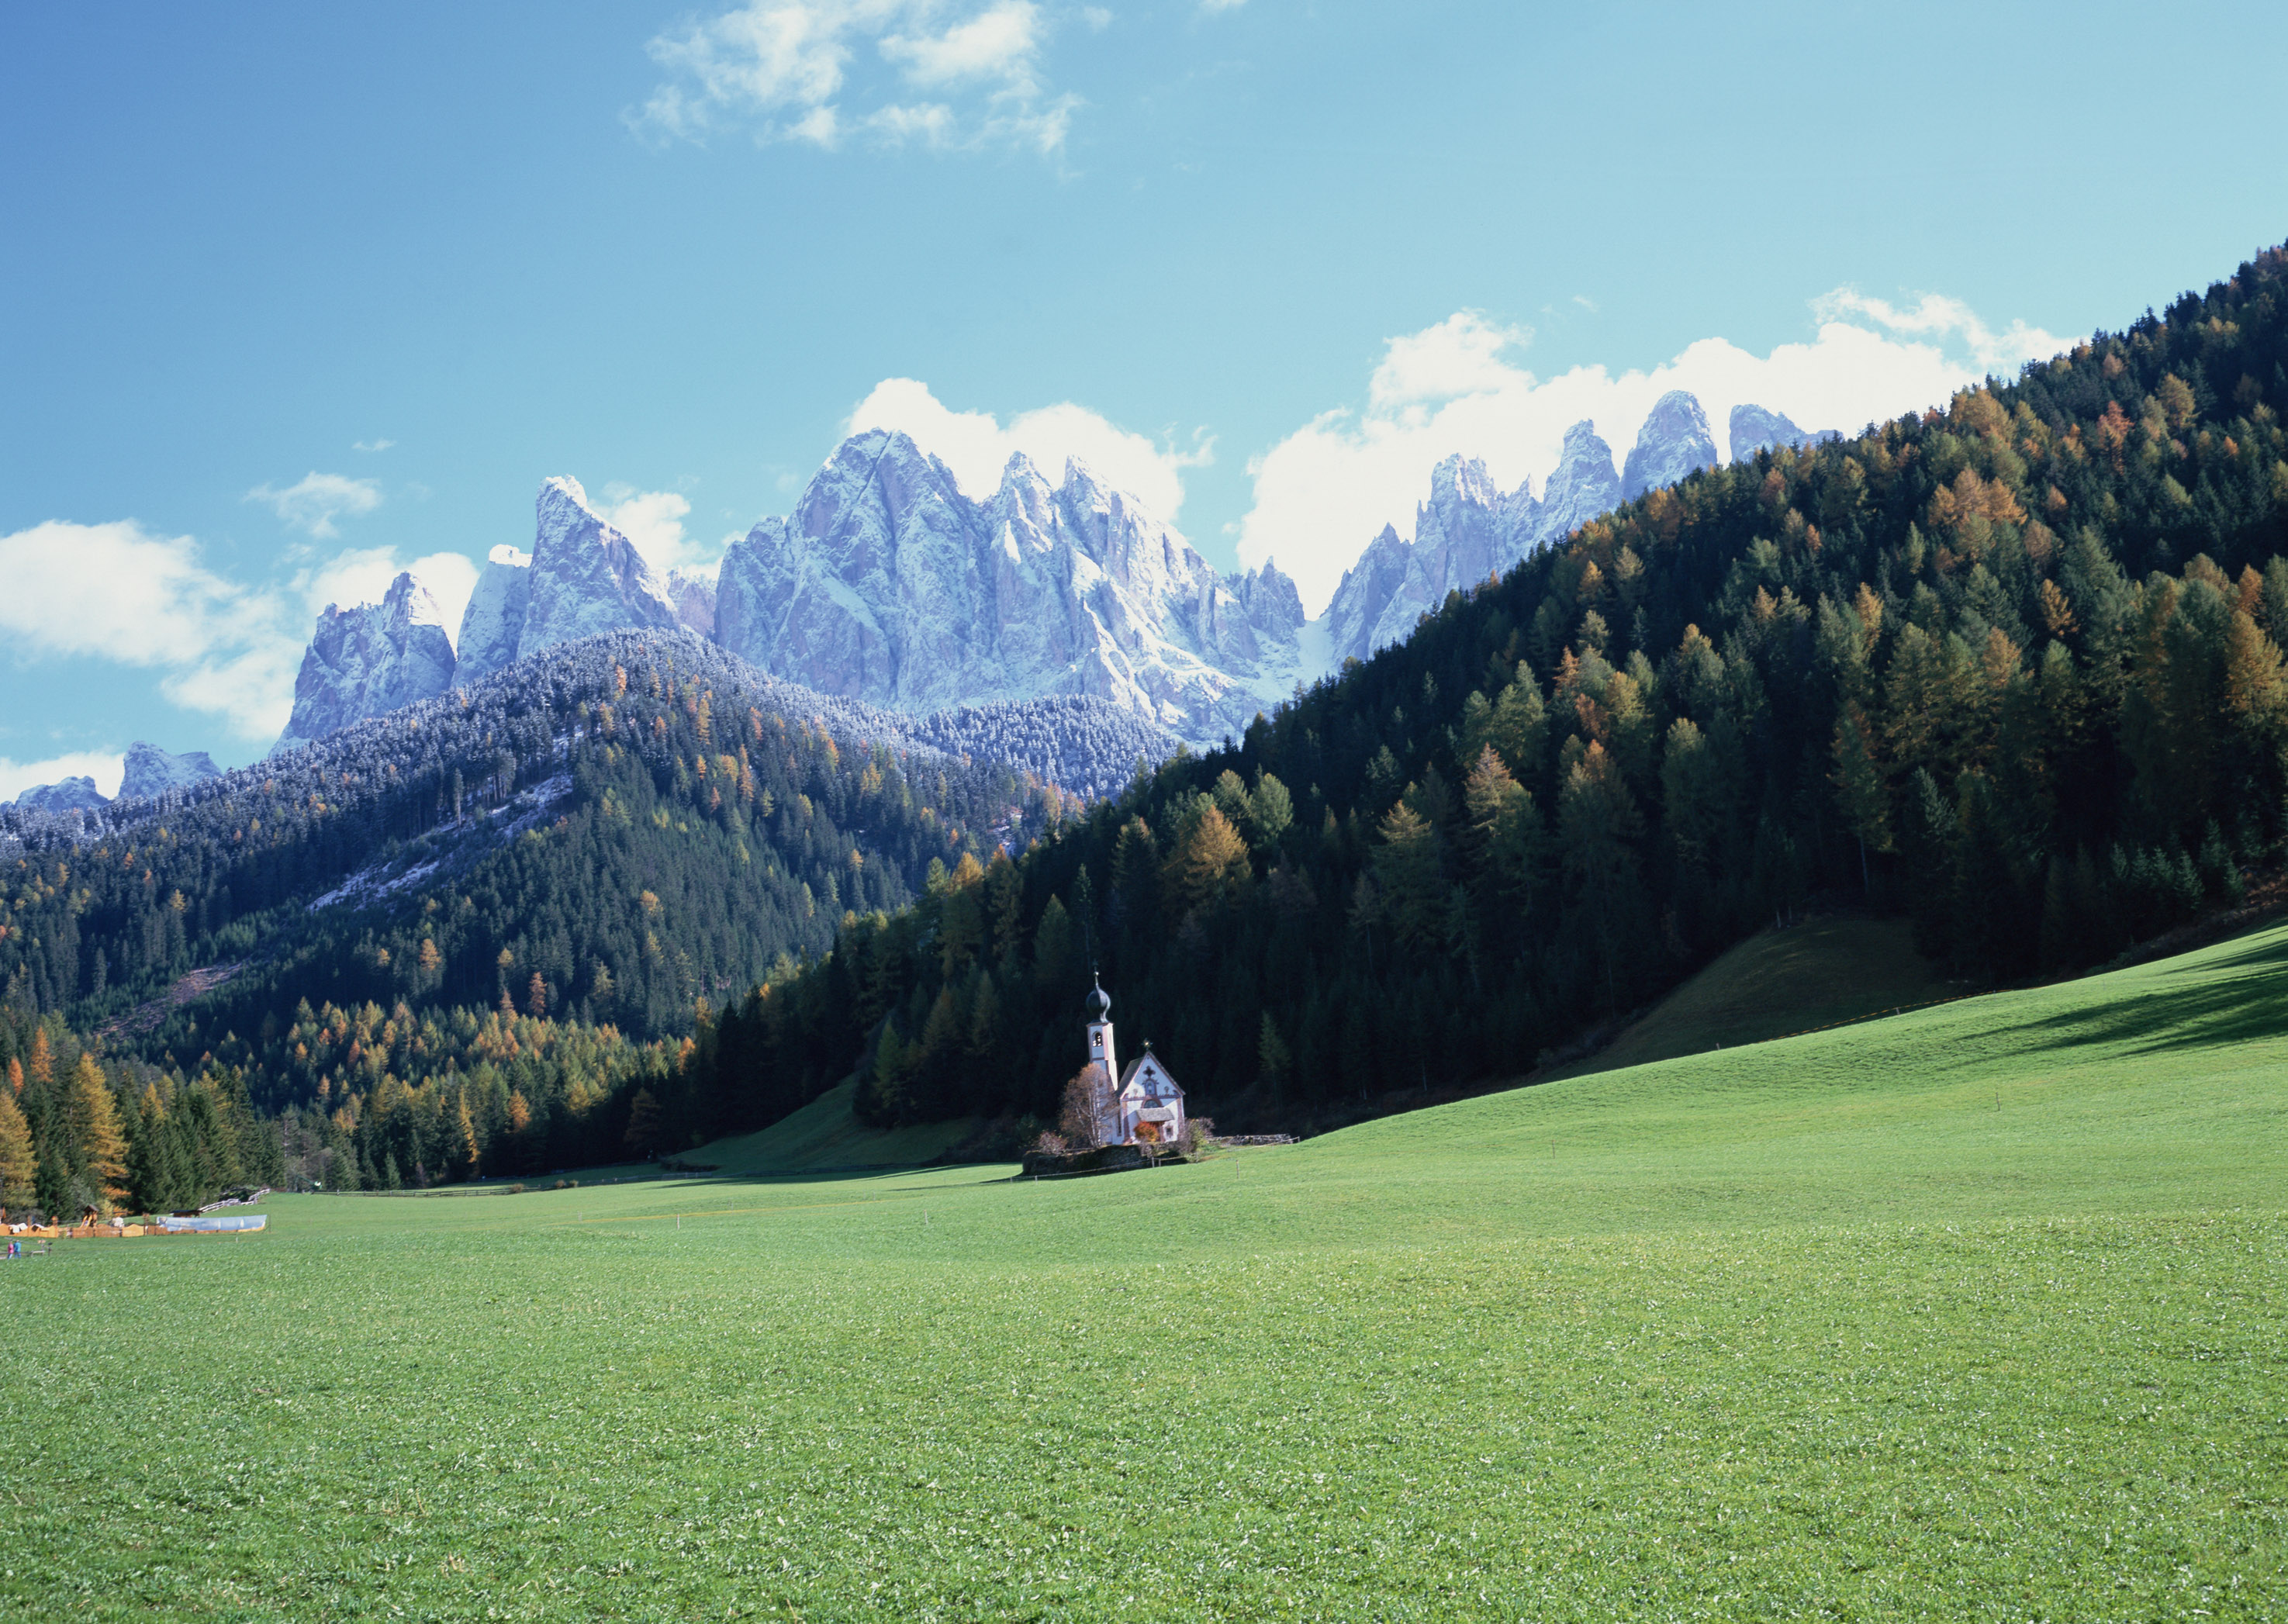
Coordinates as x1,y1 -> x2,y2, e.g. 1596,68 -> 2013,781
5,0 -> 2284,792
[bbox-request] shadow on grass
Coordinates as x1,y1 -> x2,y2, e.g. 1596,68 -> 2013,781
2160,926 -> 2288,979
2006,936 -> 2288,1061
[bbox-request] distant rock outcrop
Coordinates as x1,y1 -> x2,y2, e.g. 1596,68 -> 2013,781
13,776 -> 108,814
1728,403 -> 1837,462
119,741 -> 222,802
454,545 -> 531,684
1530,420 -> 1626,548
667,568 -> 719,638
518,478 -> 683,658
1319,422 -> 1627,665
1620,390 -> 1720,503
274,572 -> 458,755
1319,396 -> 1823,664
714,430 -> 1306,745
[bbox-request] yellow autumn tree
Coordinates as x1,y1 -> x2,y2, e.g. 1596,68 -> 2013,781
455,1098 -> 481,1180
1163,804 -> 1253,920
72,1055 -> 130,1208
0,1088 -> 35,1208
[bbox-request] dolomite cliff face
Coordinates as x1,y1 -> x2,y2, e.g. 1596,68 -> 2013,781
119,741 -> 222,801
1318,392 -> 1809,664
714,430 -> 1308,745
517,478 -> 683,658
274,389 -> 1823,757
454,545 -> 531,684
274,572 -> 458,755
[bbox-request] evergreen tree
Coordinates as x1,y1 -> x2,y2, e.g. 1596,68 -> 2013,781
71,1056 -> 130,1209
0,1088 -> 35,1211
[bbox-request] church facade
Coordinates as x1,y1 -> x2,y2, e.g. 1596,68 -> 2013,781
1083,976 -> 1187,1148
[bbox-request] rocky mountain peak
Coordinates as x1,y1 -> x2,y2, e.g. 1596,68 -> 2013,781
456,544 -> 531,684
1621,391 -> 1719,502
119,741 -> 222,803
12,776 -> 108,814
1729,403 -> 1837,462
714,429 -> 1307,745
667,568 -> 719,638
274,572 -> 458,756
520,478 -> 682,658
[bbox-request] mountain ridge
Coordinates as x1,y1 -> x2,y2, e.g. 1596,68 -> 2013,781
257,388 -> 1823,761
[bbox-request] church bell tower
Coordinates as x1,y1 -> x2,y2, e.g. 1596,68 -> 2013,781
1084,973 -> 1117,1084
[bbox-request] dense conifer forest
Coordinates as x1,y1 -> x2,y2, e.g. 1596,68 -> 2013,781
687,246 -> 2288,1146
0,634 -> 1164,1205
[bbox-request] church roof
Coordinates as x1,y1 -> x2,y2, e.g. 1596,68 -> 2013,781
1118,1051 -> 1184,1097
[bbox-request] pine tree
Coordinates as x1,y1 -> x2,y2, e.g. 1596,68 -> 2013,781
1461,745 -> 1536,922
1371,800 -> 1445,955
456,1098 -> 481,1180
623,1087 -> 662,1156
1830,706 -> 1891,892
1245,772 -> 1294,853
1165,805 -> 1252,921
1256,1011 -> 1294,1094
1557,742 -> 1645,1005
0,1088 -> 35,1211
72,1056 -> 130,1208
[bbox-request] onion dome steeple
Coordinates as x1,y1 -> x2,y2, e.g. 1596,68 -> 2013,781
1084,973 -> 1111,1021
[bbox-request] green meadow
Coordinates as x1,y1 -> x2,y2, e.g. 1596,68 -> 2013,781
6,923 -> 2286,1622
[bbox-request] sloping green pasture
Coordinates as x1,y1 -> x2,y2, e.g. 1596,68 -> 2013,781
5,924 -> 2285,1620
1547,914 -> 1961,1081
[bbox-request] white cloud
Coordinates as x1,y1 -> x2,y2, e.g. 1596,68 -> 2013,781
0,520 -> 500,744
880,2 -> 1039,86
633,0 -> 1073,154
246,471 -> 382,539
1370,311 -> 1534,409
846,378 -> 1211,520
352,438 -> 396,453
1198,0 -> 1246,12
1239,295 -> 2067,615
595,485 -> 731,578
1813,289 -> 2062,374
0,519 -> 303,740
0,752 -> 126,803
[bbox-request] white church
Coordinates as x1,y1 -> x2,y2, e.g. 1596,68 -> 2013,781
1084,976 -> 1187,1148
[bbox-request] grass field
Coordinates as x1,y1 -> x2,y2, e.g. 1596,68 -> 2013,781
1549,914 -> 1961,1081
5,924 -> 2285,1620
693,1078 -> 976,1175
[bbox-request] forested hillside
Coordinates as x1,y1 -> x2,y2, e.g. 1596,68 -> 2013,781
686,245 -> 2288,1145
0,632 -> 1156,1205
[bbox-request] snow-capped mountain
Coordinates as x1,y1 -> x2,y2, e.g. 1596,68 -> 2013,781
1728,403 -> 1837,462
450,480 -> 684,689
1319,392 -> 1820,665
119,741 -> 222,802
1620,390 -> 1721,503
274,572 -> 458,756
714,430 -> 1307,743
271,389 -> 1822,755
455,545 -> 531,685
12,777 -> 107,814
666,568 -> 717,637
520,478 -> 683,656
